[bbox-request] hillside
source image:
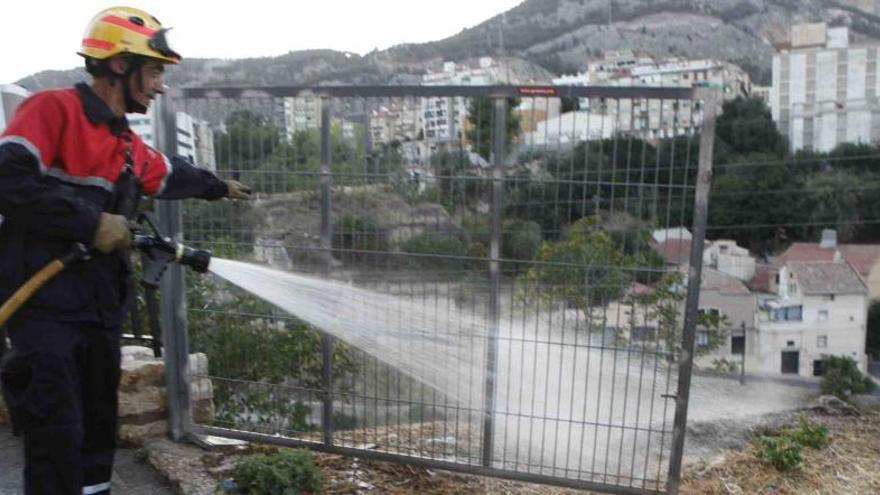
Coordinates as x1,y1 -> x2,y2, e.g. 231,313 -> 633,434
17,0 -> 880,90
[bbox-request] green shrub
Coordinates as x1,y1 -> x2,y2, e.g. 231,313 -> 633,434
397,232 -> 471,271
502,219 -> 543,265
234,449 -> 323,494
332,214 -> 388,264
820,355 -> 875,399
784,416 -> 830,449
754,435 -> 803,471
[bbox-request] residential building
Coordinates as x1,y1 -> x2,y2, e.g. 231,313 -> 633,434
693,268 -> 758,371
521,110 -> 616,147
592,268 -> 756,367
703,239 -> 756,282
420,58 -> 515,148
552,55 -> 750,140
283,95 -> 321,140
776,229 -> 880,300
369,100 -> 420,146
770,24 -> 880,152
127,105 -> 217,171
755,261 -> 868,376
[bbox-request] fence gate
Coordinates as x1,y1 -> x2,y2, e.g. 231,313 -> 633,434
154,85 -> 716,494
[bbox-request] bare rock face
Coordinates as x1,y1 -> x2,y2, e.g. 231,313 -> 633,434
118,346 -> 215,447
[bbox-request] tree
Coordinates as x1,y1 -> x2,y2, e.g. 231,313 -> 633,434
214,111 -> 281,178
466,96 -> 521,161
523,215 -> 662,310
714,96 -> 786,158
708,155 -> 808,255
802,169 -> 867,242
624,271 -> 727,359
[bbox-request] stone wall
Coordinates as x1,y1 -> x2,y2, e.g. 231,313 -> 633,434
118,346 -> 215,447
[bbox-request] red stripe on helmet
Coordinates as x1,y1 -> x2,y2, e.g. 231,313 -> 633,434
82,38 -> 115,50
101,14 -> 157,37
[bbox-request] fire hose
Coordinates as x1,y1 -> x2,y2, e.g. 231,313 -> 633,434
0,213 -> 212,327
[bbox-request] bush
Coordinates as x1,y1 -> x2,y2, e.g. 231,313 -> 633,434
754,415 -> 830,471
233,449 -> 323,494
784,416 -> 830,449
397,231 -> 471,271
820,355 -> 875,400
754,435 -> 803,471
332,214 -> 388,264
502,219 -> 542,264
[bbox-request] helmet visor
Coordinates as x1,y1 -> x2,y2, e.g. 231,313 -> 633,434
148,28 -> 181,61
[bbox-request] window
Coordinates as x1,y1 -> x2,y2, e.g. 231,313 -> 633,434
631,326 -> 655,342
731,335 -> 745,355
696,331 -> 709,348
787,340 -> 796,347
813,359 -> 825,377
818,310 -> 829,322
698,308 -> 721,322
771,305 -> 803,322
817,335 -> 828,348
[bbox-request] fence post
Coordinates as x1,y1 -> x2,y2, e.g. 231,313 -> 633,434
319,97 -> 335,447
666,89 -> 718,493
154,90 -> 193,442
482,96 -> 506,467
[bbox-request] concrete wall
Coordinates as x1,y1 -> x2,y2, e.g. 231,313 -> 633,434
755,293 -> 867,376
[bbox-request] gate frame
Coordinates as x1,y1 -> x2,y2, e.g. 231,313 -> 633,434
156,84 -> 718,495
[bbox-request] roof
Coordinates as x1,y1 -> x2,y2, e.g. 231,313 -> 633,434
701,267 -> 751,295
652,238 -> 696,265
748,263 -> 775,293
787,261 -> 867,295
651,227 -> 692,244
777,242 -> 880,277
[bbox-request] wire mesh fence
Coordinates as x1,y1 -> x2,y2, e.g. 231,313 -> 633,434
158,85 -> 715,494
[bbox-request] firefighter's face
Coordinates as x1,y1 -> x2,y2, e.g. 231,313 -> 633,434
129,59 -> 166,109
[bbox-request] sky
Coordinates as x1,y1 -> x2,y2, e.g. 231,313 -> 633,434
2,0 -> 524,85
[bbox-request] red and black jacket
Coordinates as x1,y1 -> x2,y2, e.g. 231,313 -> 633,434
0,83 -> 228,326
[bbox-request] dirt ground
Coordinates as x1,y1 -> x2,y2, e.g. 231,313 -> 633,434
145,398 -> 879,494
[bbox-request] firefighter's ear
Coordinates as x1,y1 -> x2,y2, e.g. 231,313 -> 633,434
107,56 -> 129,77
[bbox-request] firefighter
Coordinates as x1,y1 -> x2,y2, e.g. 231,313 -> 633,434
0,7 -> 250,494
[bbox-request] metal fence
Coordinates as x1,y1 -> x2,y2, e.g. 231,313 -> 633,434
153,85 -> 716,494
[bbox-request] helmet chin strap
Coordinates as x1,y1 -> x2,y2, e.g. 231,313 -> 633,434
121,57 -> 148,114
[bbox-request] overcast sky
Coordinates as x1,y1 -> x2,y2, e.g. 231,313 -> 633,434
2,0 -> 524,84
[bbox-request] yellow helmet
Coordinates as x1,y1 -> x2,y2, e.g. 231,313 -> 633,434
78,6 -> 181,64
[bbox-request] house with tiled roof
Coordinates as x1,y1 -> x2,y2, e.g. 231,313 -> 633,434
774,229 -> 880,300
754,260 -> 868,377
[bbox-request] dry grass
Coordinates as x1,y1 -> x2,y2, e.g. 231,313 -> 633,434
681,409 -> 880,495
184,405 -> 880,494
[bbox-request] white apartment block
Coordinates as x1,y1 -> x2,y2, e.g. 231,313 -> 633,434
771,24 -> 880,152
420,57 -> 512,146
283,95 -> 321,140
369,100 -> 420,146
127,105 -> 217,171
552,56 -> 749,140
755,261 -> 868,377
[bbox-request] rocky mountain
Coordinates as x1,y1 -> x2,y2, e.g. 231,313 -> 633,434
17,0 -> 880,91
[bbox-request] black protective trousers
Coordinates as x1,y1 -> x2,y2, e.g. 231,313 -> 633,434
0,317 -> 120,495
